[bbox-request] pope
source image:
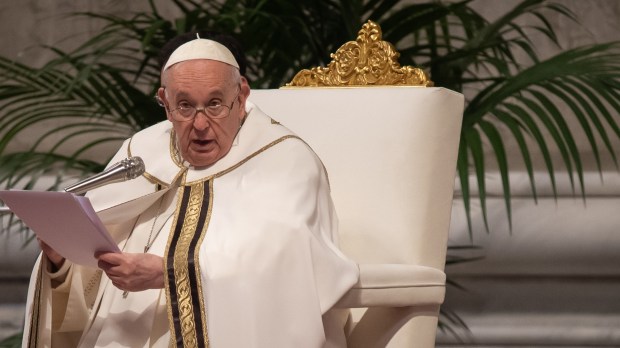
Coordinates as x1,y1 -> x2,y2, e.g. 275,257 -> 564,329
22,31 -> 358,348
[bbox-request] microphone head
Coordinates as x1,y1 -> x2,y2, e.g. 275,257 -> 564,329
121,156 -> 145,180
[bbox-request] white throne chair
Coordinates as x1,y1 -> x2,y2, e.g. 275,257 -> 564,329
249,21 -> 463,348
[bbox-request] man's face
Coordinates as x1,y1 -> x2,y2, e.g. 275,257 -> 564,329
158,60 -> 249,167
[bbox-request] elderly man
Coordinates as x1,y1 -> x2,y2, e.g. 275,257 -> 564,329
23,31 -> 358,348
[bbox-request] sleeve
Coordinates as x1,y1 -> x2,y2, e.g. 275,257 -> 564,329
22,256 -> 89,348
21,140 -> 132,348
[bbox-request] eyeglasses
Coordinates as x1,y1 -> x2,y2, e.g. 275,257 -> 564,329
157,88 -> 240,122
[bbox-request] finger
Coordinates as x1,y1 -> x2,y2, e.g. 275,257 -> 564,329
96,250 -> 117,260
111,280 -> 126,291
98,259 -> 116,271
95,249 -> 122,258
97,251 -> 124,265
36,239 -> 66,268
103,270 -> 127,288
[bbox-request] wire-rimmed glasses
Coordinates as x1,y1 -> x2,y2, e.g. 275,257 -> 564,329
156,88 -> 240,122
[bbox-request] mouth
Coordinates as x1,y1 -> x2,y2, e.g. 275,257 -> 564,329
191,139 -> 214,151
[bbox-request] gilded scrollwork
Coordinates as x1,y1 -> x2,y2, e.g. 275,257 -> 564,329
286,20 -> 433,87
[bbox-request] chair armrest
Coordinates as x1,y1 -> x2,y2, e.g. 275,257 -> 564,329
335,263 -> 446,308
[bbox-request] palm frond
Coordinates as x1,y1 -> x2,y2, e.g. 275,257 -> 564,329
0,52 -> 154,187
1,0 -> 619,236
461,43 -> 620,229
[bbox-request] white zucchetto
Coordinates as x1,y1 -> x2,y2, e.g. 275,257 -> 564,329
163,37 -> 239,71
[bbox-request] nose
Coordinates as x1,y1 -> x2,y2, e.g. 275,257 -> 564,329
192,109 -> 210,130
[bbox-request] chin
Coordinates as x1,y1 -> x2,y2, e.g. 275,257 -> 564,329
189,154 -> 220,167
189,159 -> 215,167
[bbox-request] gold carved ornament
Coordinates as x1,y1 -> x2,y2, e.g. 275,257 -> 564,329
285,20 -> 433,87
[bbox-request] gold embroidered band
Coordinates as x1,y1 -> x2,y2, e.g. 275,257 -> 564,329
165,181 -> 212,347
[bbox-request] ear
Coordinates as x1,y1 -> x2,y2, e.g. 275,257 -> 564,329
157,87 -> 173,122
237,76 -> 251,116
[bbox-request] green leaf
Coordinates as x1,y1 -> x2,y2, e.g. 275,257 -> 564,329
479,120 -> 512,230
492,110 -> 537,202
464,128 -> 489,232
457,136 -> 473,238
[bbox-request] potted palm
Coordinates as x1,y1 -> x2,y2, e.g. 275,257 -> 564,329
2,0 -> 619,229
1,0 -> 619,344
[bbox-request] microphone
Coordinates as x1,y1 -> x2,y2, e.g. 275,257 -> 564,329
63,156 -> 145,195
0,157 -> 145,214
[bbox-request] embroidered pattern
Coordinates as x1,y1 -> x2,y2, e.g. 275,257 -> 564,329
165,181 -> 212,348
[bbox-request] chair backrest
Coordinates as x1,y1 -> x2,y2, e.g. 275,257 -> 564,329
249,21 -> 464,348
249,87 -> 463,270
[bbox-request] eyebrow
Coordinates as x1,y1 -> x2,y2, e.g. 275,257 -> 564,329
174,91 -> 192,100
173,89 -> 226,101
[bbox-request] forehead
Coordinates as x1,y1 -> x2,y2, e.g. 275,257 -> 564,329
163,59 -> 236,93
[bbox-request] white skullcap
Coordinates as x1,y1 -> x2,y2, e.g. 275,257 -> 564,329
163,36 -> 239,71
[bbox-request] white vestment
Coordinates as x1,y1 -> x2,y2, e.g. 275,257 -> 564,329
22,102 -> 359,348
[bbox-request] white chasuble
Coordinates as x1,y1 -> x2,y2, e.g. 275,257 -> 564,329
22,103 -> 359,348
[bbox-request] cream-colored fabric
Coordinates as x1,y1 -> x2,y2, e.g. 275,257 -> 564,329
249,87 -> 464,348
22,104 -> 359,348
335,264 -> 446,308
250,88 -> 463,269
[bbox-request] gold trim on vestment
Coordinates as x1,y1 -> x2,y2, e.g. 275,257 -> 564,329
194,180 -> 213,344
84,269 -> 103,308
182,134 -> 332,190
127,131 -> 183,188
129,124 -> 305,188
143,172 -> 173,188
181,135 -> 302,186
213,135 -> 303,178
164,184 -> 185,347
169,129 -> 185,169
26,261 -> 43,348
164,178 -> 211,348
177,184 -> 203,347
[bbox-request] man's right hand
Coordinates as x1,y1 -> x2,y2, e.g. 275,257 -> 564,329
37,238 -> 65,271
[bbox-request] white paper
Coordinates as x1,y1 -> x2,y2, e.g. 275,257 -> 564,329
0,190 -> 120,268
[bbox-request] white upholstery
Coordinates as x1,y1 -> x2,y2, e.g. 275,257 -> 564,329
336,264 -> 446,308
250,87 -> 463,347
